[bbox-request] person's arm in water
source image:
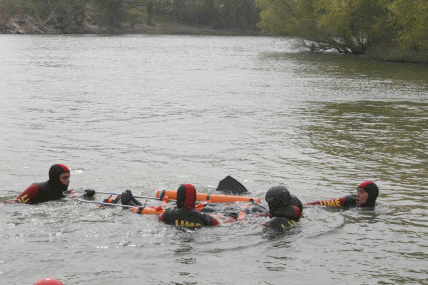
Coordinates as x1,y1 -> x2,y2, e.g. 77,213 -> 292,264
305,182 -> 379,208
207,213 -> 220,226
303,195 -> 356,208
3,184 -> 40,204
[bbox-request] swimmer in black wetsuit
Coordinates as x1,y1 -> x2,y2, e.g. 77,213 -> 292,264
4,164 -> 71,204
108,187 -> 220,222
158,184 -> 220,228
304,181 -> 379,209
186,186 -> 300,227
263,186 -> 302,230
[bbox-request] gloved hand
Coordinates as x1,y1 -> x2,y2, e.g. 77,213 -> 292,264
121,190 -> 142,206
62,190 -> 72,197
84,189 -> 96,198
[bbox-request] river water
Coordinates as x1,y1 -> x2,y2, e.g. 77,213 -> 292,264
0,34 -> 427,285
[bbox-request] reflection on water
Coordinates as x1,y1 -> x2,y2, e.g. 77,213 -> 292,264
264,51 -> 428,84
299,101 -> 427,195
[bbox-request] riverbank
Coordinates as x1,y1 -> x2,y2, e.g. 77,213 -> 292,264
0,14 -> 261,36
2,14 -> 426,64
366,43 -> 428,64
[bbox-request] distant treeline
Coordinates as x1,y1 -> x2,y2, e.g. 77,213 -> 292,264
0,0 -> 261,32
1,0 -> 427,61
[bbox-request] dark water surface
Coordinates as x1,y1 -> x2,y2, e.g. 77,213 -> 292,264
1,35 -> 427,284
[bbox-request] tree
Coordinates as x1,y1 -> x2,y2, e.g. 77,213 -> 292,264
170,0 -> 187,23
50,0 -> 89,31
256,0 -> 390,54
389,0 -> 428,51
256,0 -> 319,38
197,0 -> 219,26
91,0 -> 126,27
126,0 -> 171,26
218,0 -> 261,30
316,0 -> 390,54
5,0 -> 90,31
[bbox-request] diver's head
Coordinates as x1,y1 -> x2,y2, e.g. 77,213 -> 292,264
176,184 -> 196,210
265,186 -> 291,208
48,164 -> 70,190
356,181 -> 378,207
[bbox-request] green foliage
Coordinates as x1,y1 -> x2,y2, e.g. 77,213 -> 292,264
125,7 -> 145,27
218,0 -> 261,30
389,0 -> 428,51
317,0 -> 388,36
91,0 -> 126,27
0,0 -> 89,32
1,0 -> 262,32
130,0 -> 262,30
317,0 -> 390,54
0,0 -> 36,16
257,0 -> 428,55
256,0 -> 297,36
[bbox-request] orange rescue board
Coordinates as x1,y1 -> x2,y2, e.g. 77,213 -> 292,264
156,190 -> 261,203
131,206 -> 165,215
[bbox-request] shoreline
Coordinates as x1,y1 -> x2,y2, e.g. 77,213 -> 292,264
2,15 -> 427,64
0,14 -> 262,37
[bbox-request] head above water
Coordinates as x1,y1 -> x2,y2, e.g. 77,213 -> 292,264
357,181 -> 378,207
265,186 -> 291,208
49,164 -> 69,180
48,164 -> 70,189
176,184 -> 196,210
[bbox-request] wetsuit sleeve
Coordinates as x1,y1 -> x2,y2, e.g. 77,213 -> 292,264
292,205 -> 302,218
342,195 -> 357,208
303,196 -> 347,208
200,212 -> 219,226
158,212 -> 165,222
210,216 -> 219,226
5,184 -> 40,204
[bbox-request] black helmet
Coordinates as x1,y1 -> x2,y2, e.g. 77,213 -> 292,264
265,186 -> 291,208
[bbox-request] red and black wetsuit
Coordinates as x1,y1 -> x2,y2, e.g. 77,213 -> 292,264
263,204 -> 302,230
158,184 -> 219,228
11,164 -> 70,204
263,187 -> 303,231
304,195 -> 356,209
304,181 -> 379,209
158,208 -> 219,227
